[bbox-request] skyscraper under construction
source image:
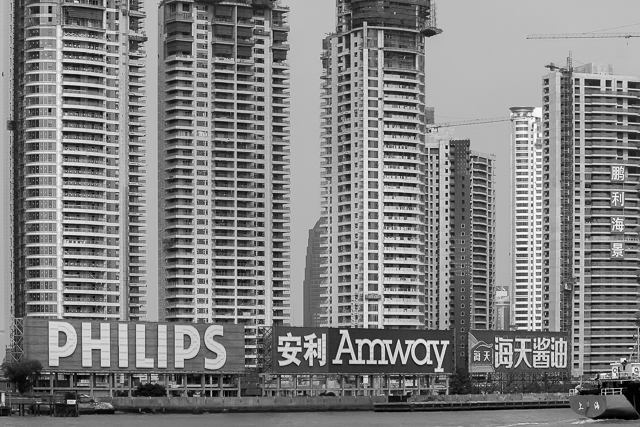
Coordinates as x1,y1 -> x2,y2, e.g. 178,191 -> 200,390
318,0 -> 440,328
9,0 -> 148,323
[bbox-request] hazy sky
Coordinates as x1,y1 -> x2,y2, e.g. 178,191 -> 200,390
2,2 -> 640,338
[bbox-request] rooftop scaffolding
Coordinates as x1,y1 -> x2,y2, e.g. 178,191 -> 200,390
342,0 -> 442,36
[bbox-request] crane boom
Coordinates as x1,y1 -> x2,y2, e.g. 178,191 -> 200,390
426,116 -> 510,130
527,32 -> 640,39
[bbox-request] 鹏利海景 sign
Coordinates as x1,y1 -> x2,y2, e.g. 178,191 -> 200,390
469,330 -> 569,373
23,318 -> 245,373
273,327 -> 453,374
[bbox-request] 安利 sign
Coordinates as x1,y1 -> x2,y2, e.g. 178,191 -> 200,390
469,331 -> 569,373
272,327 -> 453,374
23,318 -> 245,373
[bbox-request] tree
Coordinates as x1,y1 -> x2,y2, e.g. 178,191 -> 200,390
134,383 -> 167,397
1,359 -> 43,394
449,367 -> 474,395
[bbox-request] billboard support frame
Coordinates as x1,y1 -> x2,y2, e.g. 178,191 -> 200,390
470,371 -> 571,394
28,371 -> 245,398
258,372 -> 450,397
257,326 -> 273,373
7,318 -> 24,363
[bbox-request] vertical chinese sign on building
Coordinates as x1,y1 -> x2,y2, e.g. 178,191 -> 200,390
610,165 -> 626,258
468,331 -> 569,373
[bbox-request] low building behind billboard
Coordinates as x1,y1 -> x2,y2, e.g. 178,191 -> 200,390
23,318 -> 245,373
469,330 -> 569,374
272,327 -> 454,374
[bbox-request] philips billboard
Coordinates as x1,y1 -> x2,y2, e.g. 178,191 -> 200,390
23,318 -> 245,373
273,327 -> 453,374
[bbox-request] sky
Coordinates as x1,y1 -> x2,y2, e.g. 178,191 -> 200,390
2,1 -> 640,344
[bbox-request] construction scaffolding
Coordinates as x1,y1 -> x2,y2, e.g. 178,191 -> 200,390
6,318 -> 24,364
257,326 -> 274,373
558,55 -> 574,333
341,0 -> 442,37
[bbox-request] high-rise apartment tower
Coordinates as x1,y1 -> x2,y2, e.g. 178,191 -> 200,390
543,63 -> 640,376
158,0 -> 291,365
448,139 -> 496,367
468,148 -> 496,330
509,106 -> 543,331
425,131 -> 450,330
319,0 -> 440,328
10,0 -> 148,322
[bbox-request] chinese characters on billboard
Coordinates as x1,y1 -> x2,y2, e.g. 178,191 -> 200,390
469,331 -> 569,373
273,327 -> 453,374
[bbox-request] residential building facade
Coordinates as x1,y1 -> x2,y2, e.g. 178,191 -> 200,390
469,148 -> 496,331
424,130 -> 450,331
318,0 -> 440,329
494,287 -> 510,331
543,63 -> 640,376
509,106 -> 543,331
10,0 -> 147,322
1,0 -> 12,361
158,0 -> 291,366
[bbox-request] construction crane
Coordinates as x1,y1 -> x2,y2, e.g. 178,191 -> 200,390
527,32 -> 640,40
426,116 -> 510,131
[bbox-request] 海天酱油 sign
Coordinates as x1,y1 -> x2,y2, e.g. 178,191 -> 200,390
469,330 -> 569,373
23,318 -> 245,373
273,327 -> 453,374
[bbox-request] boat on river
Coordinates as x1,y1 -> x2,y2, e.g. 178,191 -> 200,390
569,359 -> 640,420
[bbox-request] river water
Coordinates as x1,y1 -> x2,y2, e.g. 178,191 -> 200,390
0,409 -> 635,427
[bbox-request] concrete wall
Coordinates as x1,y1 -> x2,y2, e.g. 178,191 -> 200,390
412,393 -> 568,402
102,396 -> 387,413
100,393 -> 567,413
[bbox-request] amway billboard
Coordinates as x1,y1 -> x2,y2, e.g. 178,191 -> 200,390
24,318 -> 245,373
273,327 -> 453,374
469,330 -> 569,373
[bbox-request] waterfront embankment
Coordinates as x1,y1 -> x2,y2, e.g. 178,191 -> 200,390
99,393 -> 569,414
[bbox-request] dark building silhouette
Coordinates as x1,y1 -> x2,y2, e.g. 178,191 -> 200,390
449,139 -> 496,369
303,220 -> 324,327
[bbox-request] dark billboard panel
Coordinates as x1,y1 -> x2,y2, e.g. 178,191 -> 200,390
469,330 -> 569,373
273,327 -> 453,374
24,318 -> 245,373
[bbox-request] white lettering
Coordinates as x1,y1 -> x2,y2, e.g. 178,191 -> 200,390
356,339 -> 388,365
158,325 -> 168,369
42,321 -> 233,372
385,340 -> 414,365
175,325 -> 200,368
81,323 -> 111,368
411,339 -> 431,366
118,324 -> 128,368
48,321 -> 77,367
204,325 -> 226,370
432,340 -> 449,373
332,330 -> 357,364
135,324 -> 154,368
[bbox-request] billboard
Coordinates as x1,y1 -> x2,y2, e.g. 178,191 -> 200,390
273,327 -> 453,374
469,330 -> 569,373
23,318 -> 245,373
